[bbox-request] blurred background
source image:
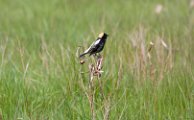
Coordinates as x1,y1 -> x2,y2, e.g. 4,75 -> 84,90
0,0 -> 193,119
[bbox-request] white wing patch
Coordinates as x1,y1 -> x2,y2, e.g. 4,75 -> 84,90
94,39 -> 100,45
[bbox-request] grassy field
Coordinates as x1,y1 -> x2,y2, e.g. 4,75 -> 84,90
0,0 -> 194,119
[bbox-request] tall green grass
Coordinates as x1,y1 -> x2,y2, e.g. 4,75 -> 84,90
0,0 -> 193,119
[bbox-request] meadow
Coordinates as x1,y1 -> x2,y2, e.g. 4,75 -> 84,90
0,0 -> 194,119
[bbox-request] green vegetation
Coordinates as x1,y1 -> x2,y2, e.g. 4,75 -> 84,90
0,0 -> 194,119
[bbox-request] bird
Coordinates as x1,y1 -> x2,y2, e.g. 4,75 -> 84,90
79,32 -> 108,58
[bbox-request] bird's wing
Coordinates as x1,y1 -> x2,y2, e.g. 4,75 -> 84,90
83,39 -> 100,53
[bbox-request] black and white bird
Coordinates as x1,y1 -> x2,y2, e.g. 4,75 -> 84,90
79,32 -> 108,58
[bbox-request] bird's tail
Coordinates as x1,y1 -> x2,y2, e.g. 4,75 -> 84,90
79,52 -> 87,58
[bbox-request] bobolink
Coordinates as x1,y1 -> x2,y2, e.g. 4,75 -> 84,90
79,32 -> 108,58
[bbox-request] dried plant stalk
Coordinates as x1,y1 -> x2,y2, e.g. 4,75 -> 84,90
80,55 -> 105,120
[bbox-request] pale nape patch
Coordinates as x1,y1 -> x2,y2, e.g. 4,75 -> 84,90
98,32 -> 104,38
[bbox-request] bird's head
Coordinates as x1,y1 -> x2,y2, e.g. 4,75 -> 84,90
98,32 -> 108,39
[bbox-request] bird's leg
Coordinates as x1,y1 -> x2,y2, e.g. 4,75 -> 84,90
93,53 -> 97,57
92,54 -> 97,65
93,53 -> 101,59
93,54 -> 99,63
97,53 -> 101,59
